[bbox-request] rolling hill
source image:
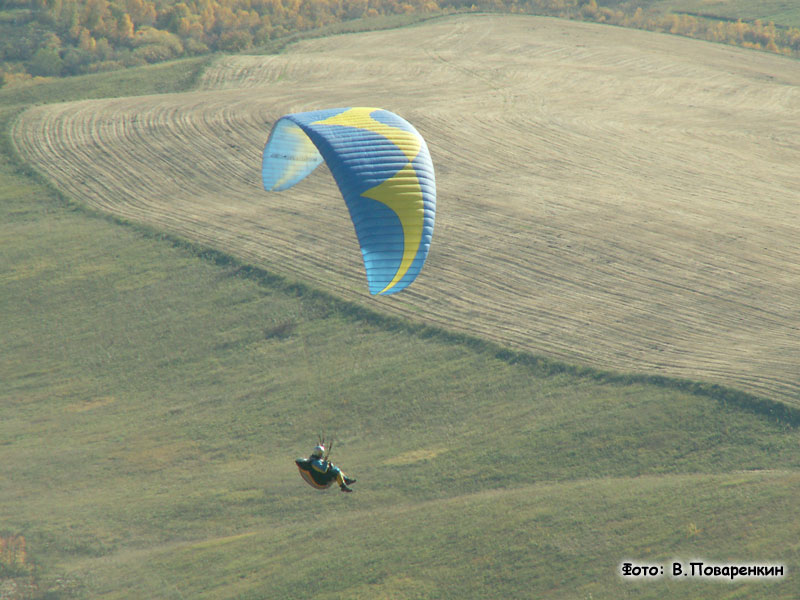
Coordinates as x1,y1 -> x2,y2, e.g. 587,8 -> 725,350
12,14 -> 800,407
3,13 -> 800,599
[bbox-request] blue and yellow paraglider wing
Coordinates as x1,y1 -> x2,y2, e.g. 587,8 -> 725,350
261,117 -> 324,191
261,107 -> 436,295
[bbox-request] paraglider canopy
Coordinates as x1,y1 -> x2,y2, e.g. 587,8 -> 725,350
262,107 -> 436,295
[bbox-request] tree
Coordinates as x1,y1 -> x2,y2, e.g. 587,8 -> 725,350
28,45 -> 65,75
118,13 -> 134,41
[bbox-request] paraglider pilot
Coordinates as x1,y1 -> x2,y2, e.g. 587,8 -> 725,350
295,442 -> 356,493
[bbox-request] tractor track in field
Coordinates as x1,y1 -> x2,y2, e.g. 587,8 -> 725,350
12,14 -> 800,406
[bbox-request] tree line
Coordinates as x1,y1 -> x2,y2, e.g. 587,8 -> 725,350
2,0 -> 799,86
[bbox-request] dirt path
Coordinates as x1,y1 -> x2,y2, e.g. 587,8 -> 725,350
13,15 -> 800,405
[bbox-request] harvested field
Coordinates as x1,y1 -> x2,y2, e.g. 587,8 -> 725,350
13,15 -> 800,406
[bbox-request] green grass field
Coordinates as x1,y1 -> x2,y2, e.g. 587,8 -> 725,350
2,19 -> 799,600
657,0 -> 800,27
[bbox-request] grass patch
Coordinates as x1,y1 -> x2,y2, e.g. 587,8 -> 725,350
659,0 -> 800,28
249,12 -> 451,55
0,55 -> 212,109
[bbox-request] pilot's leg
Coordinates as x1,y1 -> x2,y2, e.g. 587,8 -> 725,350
332,466 -> 354,492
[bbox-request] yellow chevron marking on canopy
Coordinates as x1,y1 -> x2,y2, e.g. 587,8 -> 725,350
313,107 -> 421,161
362,162 -> 424,294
